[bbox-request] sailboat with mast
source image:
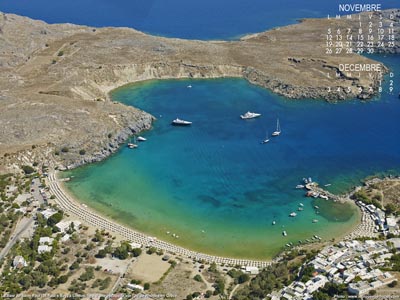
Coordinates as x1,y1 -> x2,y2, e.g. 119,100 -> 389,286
272,118 -> 281,136
127,136 -> 138,149
261,131 -> 270,144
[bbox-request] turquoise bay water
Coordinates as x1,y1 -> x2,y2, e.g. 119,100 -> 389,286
64,55 -> 400,259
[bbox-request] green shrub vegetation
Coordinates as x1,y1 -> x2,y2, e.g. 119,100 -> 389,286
232,263 -> 290,300
352,190 -> 382,209
21,165 -> 35,175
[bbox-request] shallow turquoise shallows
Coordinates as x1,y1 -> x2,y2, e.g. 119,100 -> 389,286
64,55 -> 400,259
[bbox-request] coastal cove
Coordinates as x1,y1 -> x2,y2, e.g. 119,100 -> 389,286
62,55 -> 400,260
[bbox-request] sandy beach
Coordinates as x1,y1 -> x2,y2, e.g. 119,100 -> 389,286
48,171 -> 272,267
46,169 -> 382,270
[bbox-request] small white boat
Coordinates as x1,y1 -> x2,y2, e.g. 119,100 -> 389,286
240,111 -> 261,119
314,205 -> 319,209
324,183 -> 331,187
298,207 -> 304,211
303,178 -> 309,184
137,136 -> 147,141
271,118 -> 281,136
272,220 -> 276,225
187,85 -> 192,88
282,231 -> 287,236
289,212 -> 297,217
261,131 -> 270,144
312,219 -> 319,223
296,185 -> 305,189
172,118 -> 192,126
128,136 -> 138,149
308,177 -> 313,183
320,195 -> 329,200
299,203 -> 304,207
127,143 -> 138,149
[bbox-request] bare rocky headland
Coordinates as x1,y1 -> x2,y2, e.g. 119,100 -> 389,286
0,9 -> 399,170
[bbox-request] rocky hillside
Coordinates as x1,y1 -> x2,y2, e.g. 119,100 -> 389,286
0,9 -> 398,170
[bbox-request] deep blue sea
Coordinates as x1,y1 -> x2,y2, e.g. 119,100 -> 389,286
1,0 -> 399,39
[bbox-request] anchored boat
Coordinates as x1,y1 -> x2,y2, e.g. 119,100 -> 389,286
261,131 -> 270,144
271,118 -> 281,136
172,118 -> 192,126
240,111 -> 261,119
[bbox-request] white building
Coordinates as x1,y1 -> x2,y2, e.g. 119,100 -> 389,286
305,275 -> 328,294
244,266 -> 259,275
39,237 -> 54,244
130,242 -> 142,249
40,208 -> 57,219
348,281 -> 372,296
61,234 -> 70,242
55,220 -> 81,233
389,238 -> 400,250
366,204 -> 376,214
126,283 -> 144,291
13,256 -> 27,269
38,245 -> 52,254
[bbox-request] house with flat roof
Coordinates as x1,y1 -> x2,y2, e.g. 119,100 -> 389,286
40,208 -> 57,219
39,237 -> 54,244
38,245 -> 52,254
55,220 -> 81,233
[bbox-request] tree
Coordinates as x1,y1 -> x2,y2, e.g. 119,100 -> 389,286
92,229 -> 104,242
79,149 -> 86,155
113,242 -> 131,260
100,277 -> 111,290
313,291 -> 331,300
144,282 -> 150,290
47,212 -> 63,227
79,267 -> 95,282
385,203 -> 397,215
388,280 -> 398,288
238,273 -> 250,284
58,275 -> 69,284
69,261 -> 79,270
22,165 -> 35,175
193,274 -> 203,282
132,248 -> 142,257
213,278 -> 225,295
209,262 -> 218,273
146,247 -> 157,255
95,249 -> 107,258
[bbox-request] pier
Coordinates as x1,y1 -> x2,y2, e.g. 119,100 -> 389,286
304,183 -> 344,202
